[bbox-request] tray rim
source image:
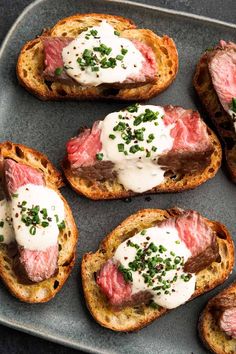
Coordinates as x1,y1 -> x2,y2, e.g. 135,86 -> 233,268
0,0 -> 235,352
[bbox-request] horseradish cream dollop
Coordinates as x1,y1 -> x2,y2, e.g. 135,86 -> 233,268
99,104 -> 174,193
0,199 -> 15,244
9,184 -> 65,251
114,226 -> 196,309
62,21 -> 145,86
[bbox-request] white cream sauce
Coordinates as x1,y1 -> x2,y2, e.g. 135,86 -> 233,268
11,184 -> 65,251
114,226 -> 196,309
99,105 -> 174,193
62,21 -> 144,86
0,199 -> 15,244
0,184 -> 65,251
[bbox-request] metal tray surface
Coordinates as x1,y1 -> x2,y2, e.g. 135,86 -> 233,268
0,0 -> 235,353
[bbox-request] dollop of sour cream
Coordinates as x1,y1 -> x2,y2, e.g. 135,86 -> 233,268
62,21 -> 145,86
0,184 -> 65,250
114,226 -> 196,309
99,104 -> 174,193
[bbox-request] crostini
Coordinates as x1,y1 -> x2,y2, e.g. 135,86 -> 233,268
17,13 -> 178,101
193,40 -> 236,182
82,208 -> 234,331
63,104 -> 222,200
199,281 -> 236,354
0,141 -> 78,303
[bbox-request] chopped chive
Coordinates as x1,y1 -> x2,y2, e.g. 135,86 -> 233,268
58,220 -> 66,230
109,134 -> 116,140
0,221 -> 4,228
232,98 -> 236,113
91,66 -> 99,72
121,48 -> 128,55
29,226 -> 36,235
0,235 -> 4,242
96,153 -> 104,161
116,54 -> 123,61
118,143 -> 125,152
55,67 -> 63,75
114,30 -> 120,36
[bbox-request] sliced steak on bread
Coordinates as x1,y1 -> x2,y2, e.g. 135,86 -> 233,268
17,13 -> 178,101
0,141 -> 78,303
193,40 -> 236,182
82,208 -> 234,331
199,281 -> 236,354
62,104 -> 222,200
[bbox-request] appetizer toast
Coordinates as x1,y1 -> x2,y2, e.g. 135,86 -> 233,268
82,208 -> 234,331
193,41 -> 236,182
0,141 -> 78,303
17,13 -> 178,101
63,104 -> 222,200
199,281 -> 236,354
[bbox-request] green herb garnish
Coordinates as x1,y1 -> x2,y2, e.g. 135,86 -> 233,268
55,67 -> 63,76
29,226 -> 36,235
96,153 -> 104,161
232,98 -> 236,113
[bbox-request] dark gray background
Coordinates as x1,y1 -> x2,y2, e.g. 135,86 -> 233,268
0,1 -> 235,353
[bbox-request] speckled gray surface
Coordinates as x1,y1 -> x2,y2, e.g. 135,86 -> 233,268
0,0 -> 236,353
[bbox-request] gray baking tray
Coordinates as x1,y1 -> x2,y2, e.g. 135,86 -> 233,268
0,0 -> 235,353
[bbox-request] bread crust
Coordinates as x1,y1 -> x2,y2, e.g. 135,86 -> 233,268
193,50 -> 236,183
0,141 -> 78,303
81,208 -> 234,331
16,13 -> 178,101
62,125 -> 222,200
199,282 -> 236,354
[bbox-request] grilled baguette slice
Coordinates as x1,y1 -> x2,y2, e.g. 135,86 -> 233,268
16,13 -> 178,101
63,126 -> 222,200
0,141 -> 78,303
82,208 -> 234,332
193,50 -> 236,183
199,281 -> 236,354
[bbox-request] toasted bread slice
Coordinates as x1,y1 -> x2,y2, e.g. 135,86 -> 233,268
199,281 -> 236,354
193,51 -> 236,183
16,13 -> 178,101
82,208 -> 234,331
62,126 -> 222,200
0,141 -> 78,303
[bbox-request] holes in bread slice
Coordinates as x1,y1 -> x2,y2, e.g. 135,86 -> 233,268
56,88 -> 67,96
160,46 -> 168,56
53,280 -> 59,289
102,88 -> 120,96
15,146 -> 24,159
25,41 -> 38,51
217,231 -> 227,240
